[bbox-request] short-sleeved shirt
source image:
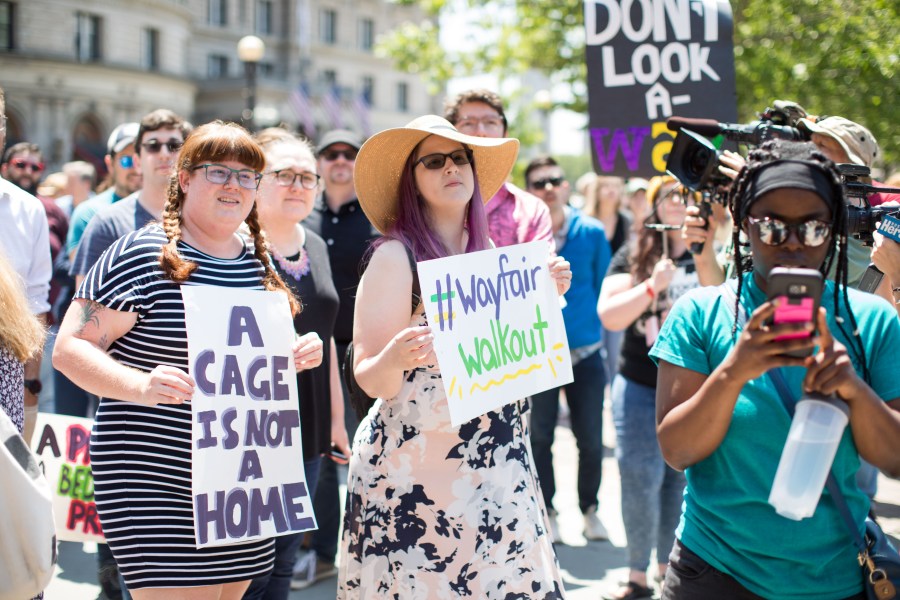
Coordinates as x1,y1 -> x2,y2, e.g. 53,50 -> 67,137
485,183 -> 554,251
303,195 -> 379,345
606,244 -> 699,388
649,273 -> 900,600
70,192 -> 154,277
66,188 -> 124,255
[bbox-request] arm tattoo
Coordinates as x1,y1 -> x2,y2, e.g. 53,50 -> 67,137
76,300 -> 105,335
98,334 -> 110,351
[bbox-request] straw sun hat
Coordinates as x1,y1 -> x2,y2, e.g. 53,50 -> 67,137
353,115 -> 519,235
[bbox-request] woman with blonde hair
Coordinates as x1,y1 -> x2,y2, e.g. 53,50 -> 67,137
54,121 -> 323,599
0,252 -> 45,434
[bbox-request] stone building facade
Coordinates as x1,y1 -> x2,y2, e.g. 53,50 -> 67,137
0,0 -> 437,172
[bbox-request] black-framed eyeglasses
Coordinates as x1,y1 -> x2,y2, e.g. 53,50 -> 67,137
192,163 -> 262,190
416,148 -> 474,170
268,169 -> 320,190
141,139 -> 183,154
746,216 -> 832,247
320,148 -> 357,162
529,176 -> 565,190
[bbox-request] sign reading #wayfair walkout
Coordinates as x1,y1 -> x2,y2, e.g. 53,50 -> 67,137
418,242 -> 573,426
182,286 -> 316,548
584,0 -> 737,177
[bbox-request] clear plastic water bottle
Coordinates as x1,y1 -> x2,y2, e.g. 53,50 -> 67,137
768,394 -> 850,520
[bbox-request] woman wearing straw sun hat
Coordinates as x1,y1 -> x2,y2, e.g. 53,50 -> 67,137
337,115 -> 569,598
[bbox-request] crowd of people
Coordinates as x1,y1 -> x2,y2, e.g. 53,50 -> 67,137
2,79 -> 900,600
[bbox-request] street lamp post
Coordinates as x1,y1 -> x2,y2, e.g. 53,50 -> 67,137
237,35 -> 265,131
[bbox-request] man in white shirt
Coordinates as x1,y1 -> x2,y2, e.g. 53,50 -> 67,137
0,86 -> 52,443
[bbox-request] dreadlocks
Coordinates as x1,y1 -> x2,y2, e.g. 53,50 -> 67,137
727,139 -> 869,381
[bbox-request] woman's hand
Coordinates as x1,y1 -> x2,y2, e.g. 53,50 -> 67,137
648,258 -> 677,294
138,365 -> 195,406
330,422 -> 351,461
682,204 -> 716,250
803,308 -> 866,402
293,332 -> 324,371
717,149 -> 745,181
871,231 -> 900,283
381,325 -> 435,372
720,300 -> 816,383
549,255 -> 572,296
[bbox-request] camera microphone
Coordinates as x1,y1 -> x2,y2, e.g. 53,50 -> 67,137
666,117 -> 724,137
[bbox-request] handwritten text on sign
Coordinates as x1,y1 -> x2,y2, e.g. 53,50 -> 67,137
584,0 -> 736,176
31,413 -> 104,543
183,286 -> 316,548
417,242 -> 573,426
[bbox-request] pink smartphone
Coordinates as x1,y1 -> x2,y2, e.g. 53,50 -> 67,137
767,267 -> 823,357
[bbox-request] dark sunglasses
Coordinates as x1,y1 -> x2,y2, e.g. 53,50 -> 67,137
529,176 -> 565,190
118,155 -> 135,169
10,158 -> 44,172
320,148 -> 357,162
416,148 -> 473,170
746,216 -> 832,247
141,139 -> 183,154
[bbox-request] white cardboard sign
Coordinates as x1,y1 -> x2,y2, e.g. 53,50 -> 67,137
417,242 -> 574,426
182,286 -> 316,548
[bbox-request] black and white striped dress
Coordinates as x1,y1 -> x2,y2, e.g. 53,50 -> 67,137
77,225 -> 275,589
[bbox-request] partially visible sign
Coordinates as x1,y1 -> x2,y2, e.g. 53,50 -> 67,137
418,242 -> 574,426
183,286 -> 316,549
584,0 -> 737,176
32,413 -> 104,543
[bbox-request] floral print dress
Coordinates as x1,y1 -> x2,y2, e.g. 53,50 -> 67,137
338,312 -> 565,599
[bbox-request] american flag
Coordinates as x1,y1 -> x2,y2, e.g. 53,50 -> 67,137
289,86 -> 317,139
352,93 -> 372,137
321,88 -> 345,129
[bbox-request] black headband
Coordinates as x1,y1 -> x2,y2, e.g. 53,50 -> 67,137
744,160 -> 837,211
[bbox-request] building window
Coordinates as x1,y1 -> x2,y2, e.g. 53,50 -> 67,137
361,76 -> 374,105
142,28 -> 159,70
397,82 -> 408,112
75,12 -> 101,62
208,54 -> 229,78
256,0 -> 273,35
0,2 -> 14,51
320,9 -> 336,44
359,18 -> 374,52
209,0 -> 227,26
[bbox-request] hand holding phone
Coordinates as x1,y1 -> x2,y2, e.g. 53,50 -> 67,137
328,446 -> 349,465
767,267 -> 823,358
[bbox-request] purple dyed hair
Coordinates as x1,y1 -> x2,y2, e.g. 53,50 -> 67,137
372,140 -> 492,261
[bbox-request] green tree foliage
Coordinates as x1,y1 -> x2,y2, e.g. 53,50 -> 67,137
380,0 -> 900,169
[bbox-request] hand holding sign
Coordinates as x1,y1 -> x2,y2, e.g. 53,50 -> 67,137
549,255 -> 573,296
292,332 -> 324,371
138,365 -> 195,406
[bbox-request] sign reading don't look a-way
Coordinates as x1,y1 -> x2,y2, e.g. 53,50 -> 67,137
182,286 -> 315,549
418,241 -> 573,426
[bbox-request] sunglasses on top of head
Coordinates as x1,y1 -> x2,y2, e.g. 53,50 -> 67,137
415,148 -> 474,170
745,216 -> 832,247
10,158 -> 44,172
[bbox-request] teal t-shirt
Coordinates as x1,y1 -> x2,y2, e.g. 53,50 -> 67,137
66,188 -> 122,254
649,272 -> 900,600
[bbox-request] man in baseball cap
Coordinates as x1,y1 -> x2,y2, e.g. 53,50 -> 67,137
107,122 -> 140,156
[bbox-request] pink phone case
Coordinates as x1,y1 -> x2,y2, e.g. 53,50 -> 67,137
772,296 -> 814,341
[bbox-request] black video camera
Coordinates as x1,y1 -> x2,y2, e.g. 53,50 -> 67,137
839,163 -> 900,246
666,106 -> 809,193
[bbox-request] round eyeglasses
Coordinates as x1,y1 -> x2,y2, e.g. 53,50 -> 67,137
268,169 -> 320,190
192,164 -> 262,190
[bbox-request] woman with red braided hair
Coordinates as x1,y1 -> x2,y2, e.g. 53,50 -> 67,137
53,121 -> 323,599
651,139 -> 900,599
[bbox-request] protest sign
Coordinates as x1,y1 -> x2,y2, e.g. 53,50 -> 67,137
182,286 -> 315,548
417,241 -> 573,426
584,0 -> 737,176
31,413 -> 103,543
